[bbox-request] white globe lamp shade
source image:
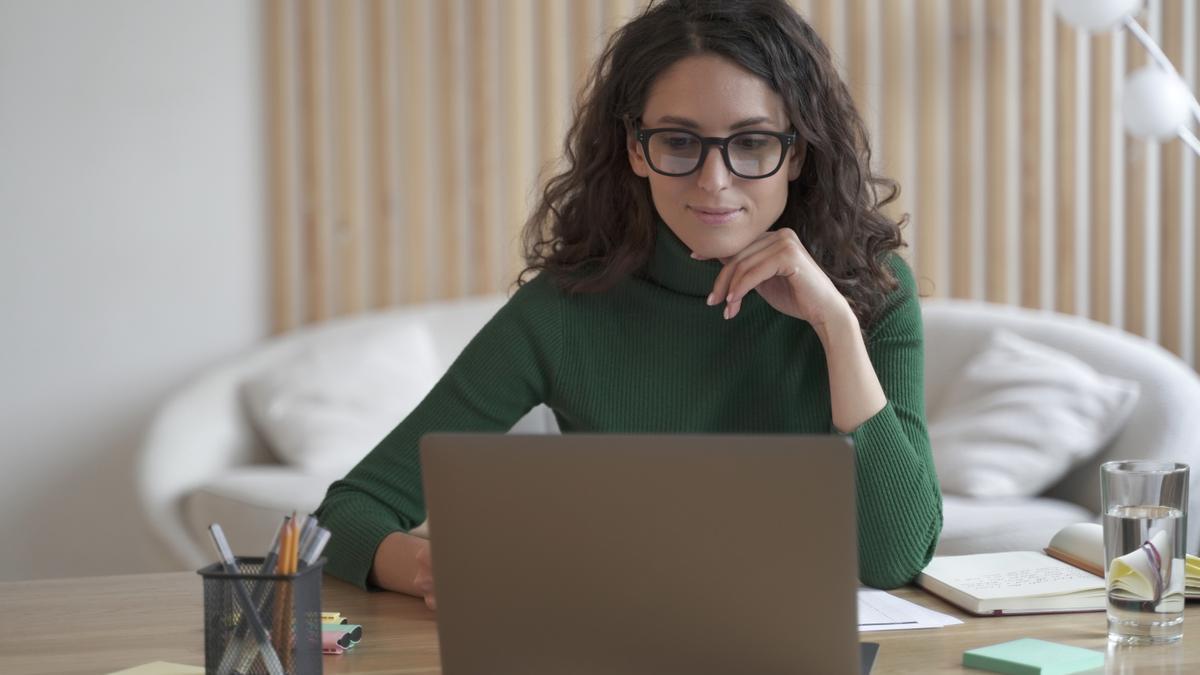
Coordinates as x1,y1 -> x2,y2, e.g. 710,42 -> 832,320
1122,67 -> 1193,139
1054,0 -> 1142,32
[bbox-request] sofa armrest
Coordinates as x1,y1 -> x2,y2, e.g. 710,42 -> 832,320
137,363 -> 275,568
1043,339 -> 1200,553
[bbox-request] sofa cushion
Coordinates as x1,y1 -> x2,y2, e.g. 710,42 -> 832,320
937,495 -> 1096,556
241,321 -> 441,475
928,330 -> 1140,499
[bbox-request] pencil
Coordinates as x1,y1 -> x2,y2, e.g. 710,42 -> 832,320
273,518 -> 292,668
283,516 -> 298,672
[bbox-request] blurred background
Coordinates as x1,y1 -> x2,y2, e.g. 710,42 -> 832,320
1,0 -> 1197,582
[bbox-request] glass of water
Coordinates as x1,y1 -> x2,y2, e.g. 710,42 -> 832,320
1101,460 -> 1189,645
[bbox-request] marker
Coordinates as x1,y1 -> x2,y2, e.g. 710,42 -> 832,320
322,630 -> 354,654
322,623 -> 364,643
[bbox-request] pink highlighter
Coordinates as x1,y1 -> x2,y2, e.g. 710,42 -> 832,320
322,630 -> 353,655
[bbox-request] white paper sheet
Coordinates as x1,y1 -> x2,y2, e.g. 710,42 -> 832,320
857,588 -> 963,632
105,663 -> 204,675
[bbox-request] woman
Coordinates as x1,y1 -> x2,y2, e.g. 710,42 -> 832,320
315,0 -> 942,608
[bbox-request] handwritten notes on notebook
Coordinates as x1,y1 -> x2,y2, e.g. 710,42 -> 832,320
926,552 -> 1102,598
918,551 -> 1106,615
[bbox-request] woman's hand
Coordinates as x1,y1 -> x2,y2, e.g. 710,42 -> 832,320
369,530 -> 437,610
413,541 -> 436,610
693,228 -> 850,328
694,228 -> 888,431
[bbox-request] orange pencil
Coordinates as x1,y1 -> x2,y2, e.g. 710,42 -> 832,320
273,517 -> 294,667
283,516 -> 298,671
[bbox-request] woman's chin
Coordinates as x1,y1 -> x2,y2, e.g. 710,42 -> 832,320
689,236 -> 753,261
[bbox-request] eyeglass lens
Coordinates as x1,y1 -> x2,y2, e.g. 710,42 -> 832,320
647,132 -> 784,177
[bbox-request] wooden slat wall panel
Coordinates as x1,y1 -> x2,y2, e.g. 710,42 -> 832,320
1144,1 -> 1164,344
915,0 -> 948,300
436,0 -> 463,299
879,0 -> 919,279
1125,5 -> 1150,338
367,0 -> 397,308
1018,2 -> 1043,310
398,0 -> 431,304
502,0 -> 535,284
298,0 -> 330,323
1185,0 -> 1198,366
1038,1 -> 1057,312
264,0 -> 1200,372
1056,20 -> 1077,315
538,0 -> 568,177
1161,0 -> 1185,355
950,0 -> 974,300
808,0 -> 834,62
1073,24 -> 1092,318
846,0 -> 882,165
984,0 -> 1010,305
1001,0 -> 1021,306
1090,30 -> 1114,325
266,0 -> 297,332
1111,28 -> 1129,330
968,0 -> 987,302
469,0 -> 500,295
334,0 -> 364,315
572,0 -> 603,87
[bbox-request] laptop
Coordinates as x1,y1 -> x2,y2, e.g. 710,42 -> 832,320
420,433 -> 871,675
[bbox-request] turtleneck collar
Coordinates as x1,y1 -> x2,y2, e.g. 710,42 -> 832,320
642,219 -> 723,298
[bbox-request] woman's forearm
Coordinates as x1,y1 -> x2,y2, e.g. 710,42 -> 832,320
813,306 -> 887,433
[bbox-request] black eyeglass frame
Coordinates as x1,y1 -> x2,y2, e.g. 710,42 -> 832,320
634,121 -> 799,179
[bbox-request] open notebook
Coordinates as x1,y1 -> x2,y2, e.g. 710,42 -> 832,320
917,522 -> 1200,615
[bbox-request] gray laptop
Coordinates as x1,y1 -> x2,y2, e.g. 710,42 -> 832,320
420,433 -> 867,675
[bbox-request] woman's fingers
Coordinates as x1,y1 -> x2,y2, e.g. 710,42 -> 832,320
723,254 -> 793,319
705,232 -> 778,305
726,241 -> 793,300
414,542 -> 436,610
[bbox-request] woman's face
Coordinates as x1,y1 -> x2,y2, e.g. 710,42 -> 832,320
628,53 -> 804,259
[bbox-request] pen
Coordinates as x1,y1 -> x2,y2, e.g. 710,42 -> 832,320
300,527 -> 332,566
220,516 -> 290,675
296,513 -> 319,563
208,523 -> 285,675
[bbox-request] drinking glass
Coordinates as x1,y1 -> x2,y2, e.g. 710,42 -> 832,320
1101,460 -> 1189,645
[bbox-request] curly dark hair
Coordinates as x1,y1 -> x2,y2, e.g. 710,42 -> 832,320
519,0 -> 906,327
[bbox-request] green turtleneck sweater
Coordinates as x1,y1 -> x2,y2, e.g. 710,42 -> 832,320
315,224 -> 942,590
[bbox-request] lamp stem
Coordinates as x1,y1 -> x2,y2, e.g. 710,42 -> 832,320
1123,16 -> 1200,126
1179,127 -> 1200,159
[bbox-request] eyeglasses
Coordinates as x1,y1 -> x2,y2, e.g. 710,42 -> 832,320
634,122 -> 798,179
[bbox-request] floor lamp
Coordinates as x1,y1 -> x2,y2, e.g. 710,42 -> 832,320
1055,0 -> 1200,157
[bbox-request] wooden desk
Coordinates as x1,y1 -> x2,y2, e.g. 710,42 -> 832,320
1,572 -> 1195,674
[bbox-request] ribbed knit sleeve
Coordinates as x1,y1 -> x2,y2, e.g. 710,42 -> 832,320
846,256 -> 943,589
314,275 -> 562,588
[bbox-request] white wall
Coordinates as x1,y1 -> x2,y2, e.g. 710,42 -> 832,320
0,0 -> 267,581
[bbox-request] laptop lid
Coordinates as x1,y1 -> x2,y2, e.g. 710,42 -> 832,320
420,433 -> 860,675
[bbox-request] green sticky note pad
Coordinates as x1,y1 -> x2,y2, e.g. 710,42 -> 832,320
963,638 -> 1104,675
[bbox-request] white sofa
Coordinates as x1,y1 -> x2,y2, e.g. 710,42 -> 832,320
138,296 -> 1200,569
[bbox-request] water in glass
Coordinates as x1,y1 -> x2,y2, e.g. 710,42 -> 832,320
1103,504 -> 1185,645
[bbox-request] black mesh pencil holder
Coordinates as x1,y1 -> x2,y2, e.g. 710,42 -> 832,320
198,557 -> 325,675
